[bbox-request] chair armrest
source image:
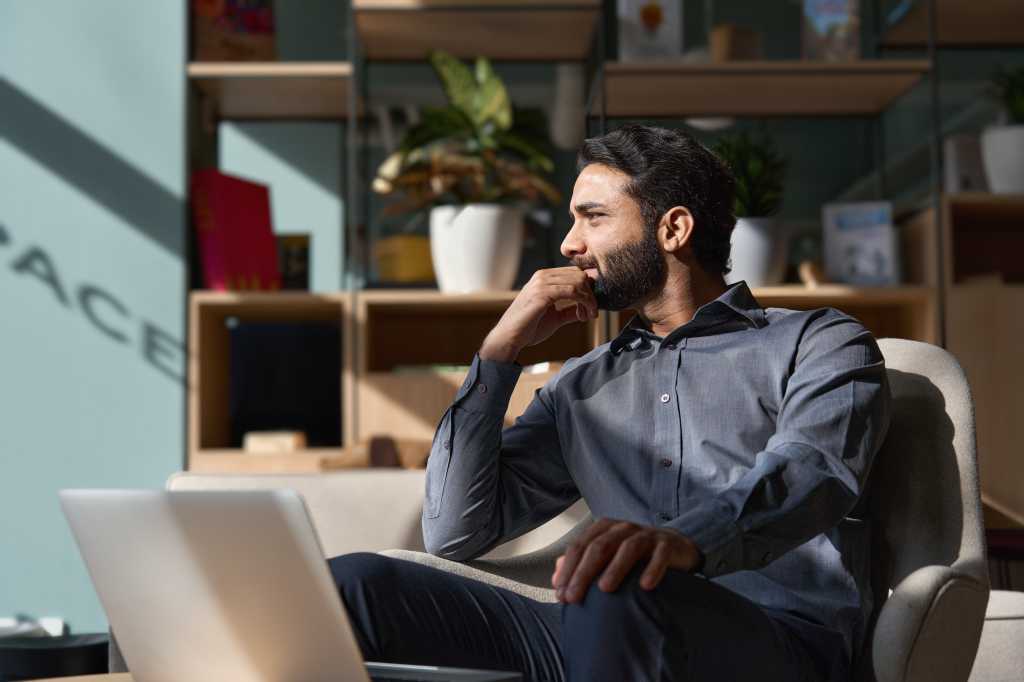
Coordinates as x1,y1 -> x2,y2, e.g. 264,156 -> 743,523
873,564 -> 989,682
380,514 -> 594,603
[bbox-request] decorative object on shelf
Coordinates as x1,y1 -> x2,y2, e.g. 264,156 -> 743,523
550,63 -> 586,150
798,260 -> 829,288
191,169 -> 281,291
192,0 -> 275,61
802,0 -> 860,62
944,133 -> 990,194
276,234 -> 310,290
981,66 -> 1024,193
373,51 -> 561,293
713,132 -> 789,287
710,24 -> 763,62
617,0 -> 682,61
243,431 -> 308,454
822,201 -> 900,285
373,235 -> 435,284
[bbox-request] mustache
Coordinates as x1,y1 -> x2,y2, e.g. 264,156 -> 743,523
570,258 -> 599,270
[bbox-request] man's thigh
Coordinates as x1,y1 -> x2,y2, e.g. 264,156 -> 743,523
328,553 -> 564,681
563,567 -> 845,682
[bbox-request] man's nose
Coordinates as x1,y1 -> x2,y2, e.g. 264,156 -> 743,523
560,223 -> 585,260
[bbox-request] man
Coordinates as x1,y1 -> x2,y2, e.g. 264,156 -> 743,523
330,124 -> 891,681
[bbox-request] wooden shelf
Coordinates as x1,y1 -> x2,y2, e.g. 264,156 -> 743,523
600,60 -> 930,118
188,292 -> 354,469
187,62 -> 354,120
882,0 -> 1024,48
190,448 -> 367,474
352,0 -> 601,60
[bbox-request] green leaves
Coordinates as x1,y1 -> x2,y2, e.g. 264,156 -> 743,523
429,50 -> 512,131
712,132 -> 787,218
992,66 -> 1024,124
374,50 -> 560,209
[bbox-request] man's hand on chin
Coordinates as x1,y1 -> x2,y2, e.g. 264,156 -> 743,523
551,518 -> 703,604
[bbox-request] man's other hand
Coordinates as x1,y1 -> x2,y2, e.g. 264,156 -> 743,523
551,518 -> 702,603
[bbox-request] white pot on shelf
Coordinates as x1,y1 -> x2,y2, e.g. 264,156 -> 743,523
429,204 -> 525,293
725,217 -> 787,287
981,124 -> 1024,193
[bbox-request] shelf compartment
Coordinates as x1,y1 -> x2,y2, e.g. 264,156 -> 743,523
882,0 -> 1024,48
187,62 -> 354,120
600,60 -> 930,118
188,291 -> 353,469
352,1 -> 601,61
189,448 -> 367,473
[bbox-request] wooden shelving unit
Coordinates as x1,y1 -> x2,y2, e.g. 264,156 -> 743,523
599,60 -> 930,118
882,0 -> 1024,49
352,0 -> 601,60
187,62 -> 354,119
901,193 -> 1024,523
188,292 -> 354,472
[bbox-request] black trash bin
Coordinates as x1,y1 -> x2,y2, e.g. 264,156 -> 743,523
0,634 -> 108,681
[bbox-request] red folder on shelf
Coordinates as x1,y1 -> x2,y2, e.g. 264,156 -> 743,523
191,169 -> 281,291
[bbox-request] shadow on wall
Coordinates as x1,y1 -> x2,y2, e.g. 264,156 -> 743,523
0,222 -> 185,385
0,78 -> 184,258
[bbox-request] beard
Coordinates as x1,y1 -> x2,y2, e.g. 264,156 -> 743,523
573,228 -> 667,311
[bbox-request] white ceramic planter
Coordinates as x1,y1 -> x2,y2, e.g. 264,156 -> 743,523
981,125 -> 1024,193
429,204 -> 524,293
725,217 -> 787,287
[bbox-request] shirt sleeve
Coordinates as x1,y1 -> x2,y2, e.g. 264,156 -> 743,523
422,354 -> 580,561
664,310 -> 892,577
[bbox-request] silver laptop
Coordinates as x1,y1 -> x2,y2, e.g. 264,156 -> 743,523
60,489 -> 520,682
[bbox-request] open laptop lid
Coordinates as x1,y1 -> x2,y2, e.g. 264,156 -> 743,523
60,488 -> 370,682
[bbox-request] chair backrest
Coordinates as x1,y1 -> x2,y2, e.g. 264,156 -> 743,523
869,339 -> 988,598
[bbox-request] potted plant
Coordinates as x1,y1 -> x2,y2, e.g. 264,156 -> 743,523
981,66 -> 1024,193
712,132 -> 788,286
373,51 -> 561,293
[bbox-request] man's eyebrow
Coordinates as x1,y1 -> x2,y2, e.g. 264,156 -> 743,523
572,201 -> 608,214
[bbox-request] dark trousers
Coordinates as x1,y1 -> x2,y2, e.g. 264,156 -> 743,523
328,553 -> 847,682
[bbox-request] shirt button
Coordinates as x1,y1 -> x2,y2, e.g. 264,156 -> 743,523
658,512 -> 671,522
478,384 -> 488,394
659,458 -> 672,468
660,393 -> 670,403
443,441 -> 451,450
666,343 -> 676,350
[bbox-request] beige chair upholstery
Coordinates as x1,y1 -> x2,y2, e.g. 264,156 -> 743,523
385,339 -> 994,682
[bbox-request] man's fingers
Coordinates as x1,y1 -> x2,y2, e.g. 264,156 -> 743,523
553,518 -> 619,597
563,523 -> 636,603
640,540 -> 671,590
598,534 -> 652,593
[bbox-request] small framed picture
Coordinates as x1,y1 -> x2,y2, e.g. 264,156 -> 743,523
802,0 -> 860,62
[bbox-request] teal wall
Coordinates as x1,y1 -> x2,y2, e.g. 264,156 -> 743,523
0,3 -> 186,633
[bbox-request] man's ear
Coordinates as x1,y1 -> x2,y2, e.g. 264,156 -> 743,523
660,206 -> 695,254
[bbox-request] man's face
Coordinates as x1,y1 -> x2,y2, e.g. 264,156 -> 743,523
561,164 -> 667,311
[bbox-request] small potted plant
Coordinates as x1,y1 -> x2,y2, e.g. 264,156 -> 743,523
712,131 -> 788,286
373,51 -> 561,293
981,66 -> 1024,193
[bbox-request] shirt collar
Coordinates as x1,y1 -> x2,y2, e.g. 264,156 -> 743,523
609,281 -> 767,353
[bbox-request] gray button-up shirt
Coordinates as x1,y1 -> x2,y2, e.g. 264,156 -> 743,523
423,282 -> 891,660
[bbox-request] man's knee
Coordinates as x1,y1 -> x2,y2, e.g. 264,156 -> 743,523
328,551 -> 399,592
567,565 -> 706,621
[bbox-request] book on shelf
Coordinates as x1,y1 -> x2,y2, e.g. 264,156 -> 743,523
191,169 -> 281,291
822,201 -> 901,286
192,0 -> 276,61
802,0 -> 860,61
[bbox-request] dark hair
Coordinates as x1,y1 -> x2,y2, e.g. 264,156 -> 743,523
577,124 -> 737,275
